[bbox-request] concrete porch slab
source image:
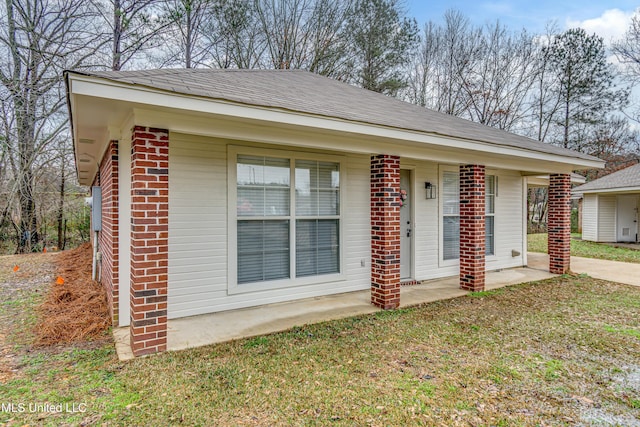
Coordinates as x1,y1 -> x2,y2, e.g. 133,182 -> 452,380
114,265 -> 556,361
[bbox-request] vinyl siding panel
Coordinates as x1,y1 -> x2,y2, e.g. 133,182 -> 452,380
597,195 -> 617,242
410,161 -> 458,280
487,170 -> 525,270
168,134 -> 228,318
168,134 -> 370,319
167,134 -> 526,319
582,194 -> 598,241
411,163 -> 524,281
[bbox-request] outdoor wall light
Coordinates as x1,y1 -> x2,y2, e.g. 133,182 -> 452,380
425,182 -> 436,199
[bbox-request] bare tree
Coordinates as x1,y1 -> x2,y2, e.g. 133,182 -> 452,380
301,0 -> 352,78
528,24 -> 564,143
406,10 -> 479,115
0,0 -> 100,252
91,0 -> 169,70
161,0 -> 214,68
459,23 -> 538,131
207,0 -> 265,68
613,13 -> 640,84
255,0 -> 313,69
613,12 -> 640,126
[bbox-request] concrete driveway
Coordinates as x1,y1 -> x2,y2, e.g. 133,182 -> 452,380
527,252 -> 640,287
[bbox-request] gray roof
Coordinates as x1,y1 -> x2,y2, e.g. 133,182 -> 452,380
73,68 -> 599,163
573,163 -> 640,193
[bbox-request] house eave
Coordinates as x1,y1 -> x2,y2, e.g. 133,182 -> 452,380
67,73 -> 604,185
574,186 -> 640,196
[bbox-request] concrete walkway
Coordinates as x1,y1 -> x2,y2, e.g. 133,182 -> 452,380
114,265 -> 555,360
527,252 -> 640,287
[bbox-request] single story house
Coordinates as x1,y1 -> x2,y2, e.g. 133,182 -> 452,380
65,69 -> 602,356
573,163 -> 640,243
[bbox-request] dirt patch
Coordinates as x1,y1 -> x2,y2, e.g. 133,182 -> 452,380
34,243 -> 111,346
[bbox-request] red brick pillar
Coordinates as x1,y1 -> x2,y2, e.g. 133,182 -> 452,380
99,140 -> 119,324
370,155 -> 401,309
130,126 -> 169,356
459,165 -> 486,291
548,174 -> 571,274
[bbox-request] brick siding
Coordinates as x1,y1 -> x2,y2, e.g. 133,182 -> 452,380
548,174 -> 571,274
130,126 -> 169,356
459,164 -> 486,291
98,141 -> 119,324
370,155 -> 401,309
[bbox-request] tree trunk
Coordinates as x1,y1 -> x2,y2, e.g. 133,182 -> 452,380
57,154 -> 66,249
113,0 -> 123,70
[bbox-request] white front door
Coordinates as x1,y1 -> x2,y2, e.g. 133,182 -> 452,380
617,195 -> 638,242
400,170 -> 412,280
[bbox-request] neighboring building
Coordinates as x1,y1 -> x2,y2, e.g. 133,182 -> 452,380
573,163 -> 640,243
65,69 -> 602,356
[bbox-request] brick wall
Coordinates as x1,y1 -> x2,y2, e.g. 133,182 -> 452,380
548,174 -> 571,274
459,164 -> 486,291
370,154 -> 401,309
130,126 -> 169,356
98,141 -> 119,324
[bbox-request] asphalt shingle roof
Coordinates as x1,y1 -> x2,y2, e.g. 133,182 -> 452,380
75,68 -> 600,163
573,163 -> 640,193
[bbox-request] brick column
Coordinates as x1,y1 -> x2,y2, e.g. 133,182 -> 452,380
99,141 -> 119,324
459,165 -> 486,291
548,174 -> 571,274
370,155 -> 401,309
130,126 -> 169,356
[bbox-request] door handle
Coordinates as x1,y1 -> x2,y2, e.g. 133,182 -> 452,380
406,228 -> 412,237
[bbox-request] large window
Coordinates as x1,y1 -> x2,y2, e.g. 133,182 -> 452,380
485,175 -> 496,256
237,156 -> 291,284
295,160 -> 340,277
442,171 -> 460,261
235,153 -> 340,286
441,170 -> 495,261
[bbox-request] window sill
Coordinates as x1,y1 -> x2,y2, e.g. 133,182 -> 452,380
228,272 -> 347,295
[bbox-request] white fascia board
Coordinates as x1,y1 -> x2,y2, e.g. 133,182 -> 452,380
577,186 -> 640,195
68,74 -> 603,170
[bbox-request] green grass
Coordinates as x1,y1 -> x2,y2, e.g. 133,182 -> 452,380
2,276 -> 640,426
604,325 -> 640,339
528,233 -> 640,263
468,289 -> 504,298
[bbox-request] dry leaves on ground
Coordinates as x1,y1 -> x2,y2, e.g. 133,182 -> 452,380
34,243 -> 111,346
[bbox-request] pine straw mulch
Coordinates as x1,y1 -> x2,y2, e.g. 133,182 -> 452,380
34,243 -> 111,346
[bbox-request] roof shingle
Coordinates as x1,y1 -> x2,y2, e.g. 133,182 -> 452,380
74,68 -> 600,163
573,163 -> 640,193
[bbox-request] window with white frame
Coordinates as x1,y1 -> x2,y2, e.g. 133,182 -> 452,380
442,171 -> 460,260
235,154 -> 340,285
485,175 -> 496,256
441,170 -> 495,260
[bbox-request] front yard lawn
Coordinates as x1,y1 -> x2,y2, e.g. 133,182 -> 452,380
1,254 -> 640,426
529,233 -> 640,264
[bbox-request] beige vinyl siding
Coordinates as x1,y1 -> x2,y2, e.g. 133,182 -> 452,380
117,135 -> 132,327
167,133 -> 527,319
597,195 -> 617,242
168,133 -> 370,319
412,163 -> 525,281
487,170 -> 525,270
168,134 -> 228,318
411,161 -> 457,280
582,194 -> 598,241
